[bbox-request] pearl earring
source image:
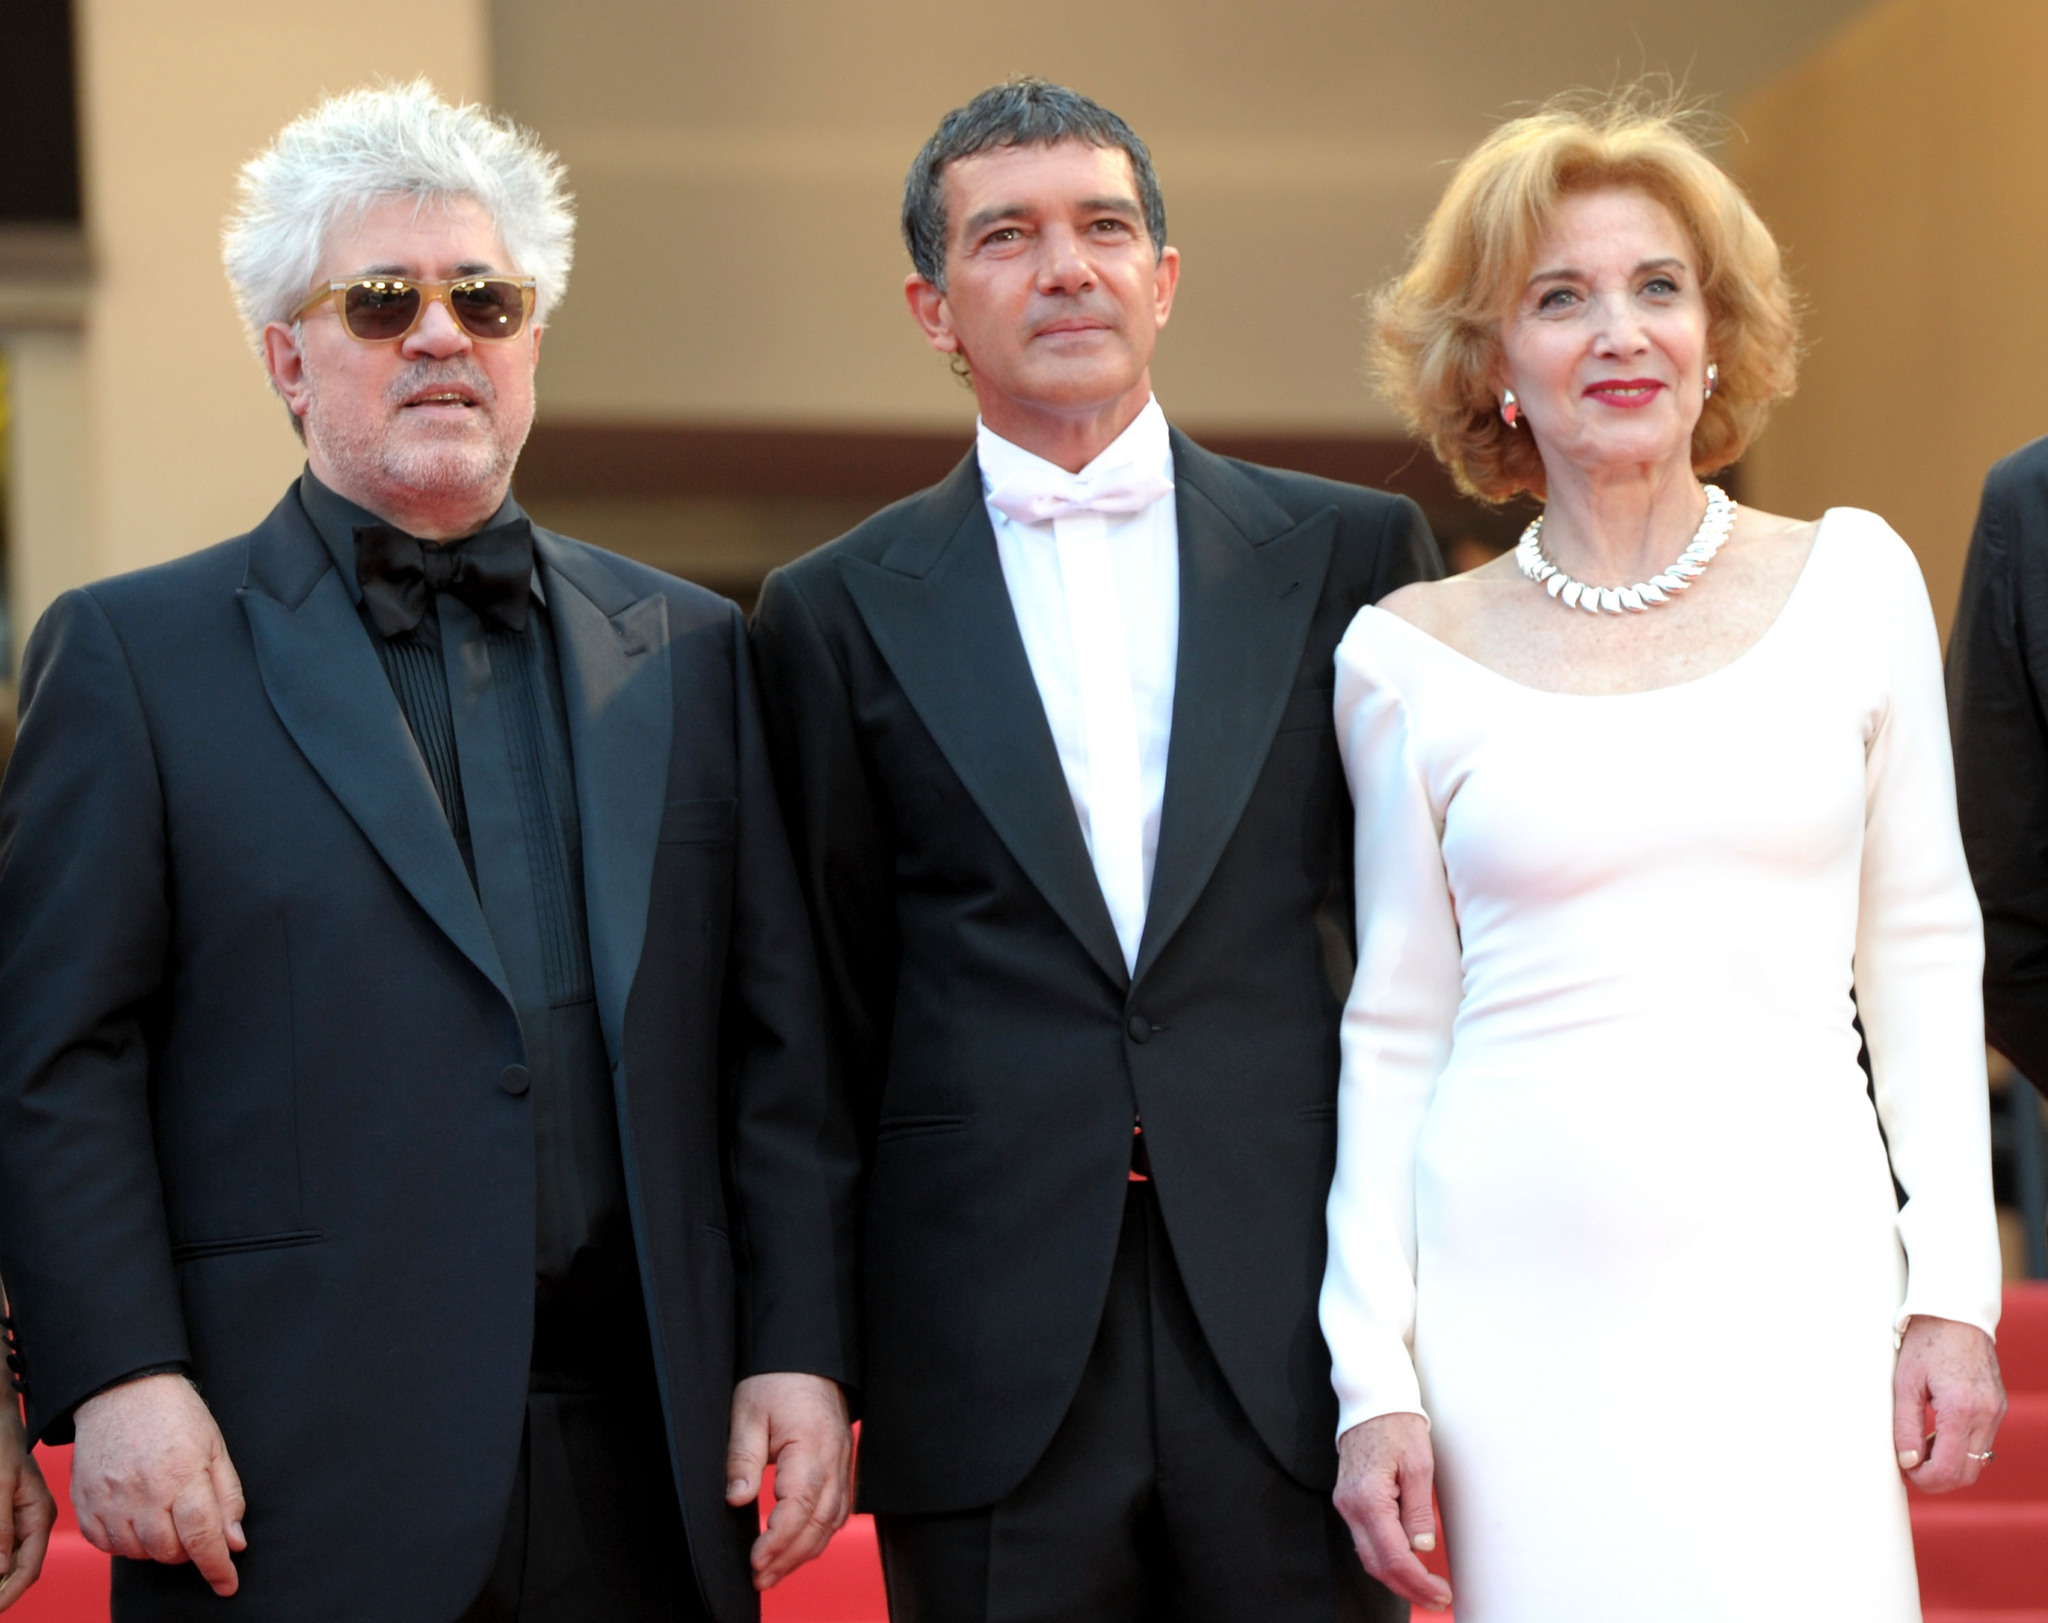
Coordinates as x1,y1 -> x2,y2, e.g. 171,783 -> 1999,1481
1501,389 -> 1521,429
1703,362 -> 1719,401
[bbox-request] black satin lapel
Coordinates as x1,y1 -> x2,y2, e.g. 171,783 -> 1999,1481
538,536 -> 673,1067
1136,481 -> 1338,982
238,540 -> 511,1006
841,506 -> 1128,990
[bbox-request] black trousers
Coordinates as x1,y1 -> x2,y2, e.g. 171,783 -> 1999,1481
457,1326 -> 707,1623
875,1183 -> 1398,1623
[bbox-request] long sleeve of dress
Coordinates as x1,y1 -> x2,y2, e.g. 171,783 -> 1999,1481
1855,526 -> 2003,1338
1319,613 -> 1465,1437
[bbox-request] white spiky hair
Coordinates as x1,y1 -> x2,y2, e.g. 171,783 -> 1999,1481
221,78 -> 574,358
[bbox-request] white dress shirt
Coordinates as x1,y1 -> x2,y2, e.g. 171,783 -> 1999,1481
979,397 -> 1179,974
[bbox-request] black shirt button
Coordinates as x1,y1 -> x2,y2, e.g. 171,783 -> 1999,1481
500,1064 -> 531,1096
1127,1015 -> 1151,1044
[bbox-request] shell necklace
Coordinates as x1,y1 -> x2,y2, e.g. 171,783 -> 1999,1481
1516,483 -> 1737,614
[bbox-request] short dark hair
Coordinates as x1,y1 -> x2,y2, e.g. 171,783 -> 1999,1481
902,77 -> 1168,286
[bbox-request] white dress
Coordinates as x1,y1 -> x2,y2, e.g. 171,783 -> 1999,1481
1320,510 -> 2004,1622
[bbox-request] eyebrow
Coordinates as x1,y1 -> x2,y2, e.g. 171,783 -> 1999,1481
960,195 -> 1144,240
1525,254 -> 1688,287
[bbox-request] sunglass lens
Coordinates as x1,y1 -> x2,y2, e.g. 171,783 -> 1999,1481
450,280 -> 528,338
342,281 -> 422,341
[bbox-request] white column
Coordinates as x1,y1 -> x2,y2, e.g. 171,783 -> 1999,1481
5,329 -> 91,673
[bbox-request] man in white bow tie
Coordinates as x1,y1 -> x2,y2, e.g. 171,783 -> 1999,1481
750,78 -> 1440,1622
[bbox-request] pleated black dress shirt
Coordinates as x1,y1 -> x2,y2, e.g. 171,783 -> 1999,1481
298,470 -> 640,1376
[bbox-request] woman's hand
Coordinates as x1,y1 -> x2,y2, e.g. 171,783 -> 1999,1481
0,1398 -> 55,1613
1895,1314 -> 2006,1493
1334,1412 -> 1452,1612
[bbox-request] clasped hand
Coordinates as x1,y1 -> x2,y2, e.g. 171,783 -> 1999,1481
71,1373 -> 246,1596
724,1372 -> 854,1590
1894,1313 -> 2005,1491
1334,1413 -> 1451,1613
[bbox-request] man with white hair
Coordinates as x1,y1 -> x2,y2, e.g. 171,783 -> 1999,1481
0,83 -> 854,1622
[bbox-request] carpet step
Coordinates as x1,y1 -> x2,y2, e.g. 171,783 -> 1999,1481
1922,1613 -> 2048,1623
1912,1500 -> 2048,1608
2000,1284 -> 2048,1393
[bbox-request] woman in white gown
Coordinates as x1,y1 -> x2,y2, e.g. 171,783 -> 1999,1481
1321,99 -> 2007,1621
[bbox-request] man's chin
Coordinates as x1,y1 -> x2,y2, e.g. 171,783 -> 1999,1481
1010,363 -> 1146,414
379,433 -> 512,493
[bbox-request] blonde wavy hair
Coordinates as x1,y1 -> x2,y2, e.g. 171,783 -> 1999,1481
1372,92 -> 1800,503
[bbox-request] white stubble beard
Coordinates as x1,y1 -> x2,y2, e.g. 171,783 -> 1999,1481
303,355 -> 534,510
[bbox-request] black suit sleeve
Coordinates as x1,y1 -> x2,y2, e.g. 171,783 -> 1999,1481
0,591 -> 190,1443
720,601 -> 863,1386
749,569 -> 898,1177
1367,494 -> 1446,599
1948,448 -> 2048,1087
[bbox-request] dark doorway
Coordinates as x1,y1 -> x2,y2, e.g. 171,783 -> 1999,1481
0,0 -> 84,224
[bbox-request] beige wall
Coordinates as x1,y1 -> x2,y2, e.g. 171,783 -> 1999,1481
58,0 -> 488,601
493,0 -> 1875,438
5,331 -> 89,661
7,0 -> 1893,652
1731,0 -> 2048,638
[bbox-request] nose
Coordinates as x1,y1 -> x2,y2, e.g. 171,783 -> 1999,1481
402,296 -> 473,359
1590,289 -> 1649,358
1036,223 -> 1097,295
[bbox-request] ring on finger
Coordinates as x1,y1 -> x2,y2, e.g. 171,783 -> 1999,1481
1966,1450 -> 1995,1463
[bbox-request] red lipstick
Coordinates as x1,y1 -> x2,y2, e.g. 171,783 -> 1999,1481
1583,378 -> 1665,408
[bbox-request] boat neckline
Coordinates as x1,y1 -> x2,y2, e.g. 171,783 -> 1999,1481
1360,506 -> 1842,700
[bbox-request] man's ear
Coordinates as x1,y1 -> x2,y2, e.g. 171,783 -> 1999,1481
262,322 -> 314,427
903,274 -> 959,356
1151,245 -> 1181,330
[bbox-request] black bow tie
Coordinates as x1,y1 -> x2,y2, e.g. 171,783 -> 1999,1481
354,519 -> 534,638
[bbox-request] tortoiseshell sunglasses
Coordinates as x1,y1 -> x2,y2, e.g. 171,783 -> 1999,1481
293,275 -> 537,342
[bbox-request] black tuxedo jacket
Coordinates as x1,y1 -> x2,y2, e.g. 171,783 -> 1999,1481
750,430 -> 1439,1513
0,487 -> 855,1622
1949,433 -> 2048,1083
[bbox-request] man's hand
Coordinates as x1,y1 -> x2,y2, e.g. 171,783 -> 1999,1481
1895,1314 -> 2006,1493
0,1400 -> 55,1613
724,1372 -> 851,1590
1334,1412 -> 1452,1613
71,1373 -> 246,1596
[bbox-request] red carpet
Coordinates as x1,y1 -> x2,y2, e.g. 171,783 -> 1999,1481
11,1286 -> 2046,1622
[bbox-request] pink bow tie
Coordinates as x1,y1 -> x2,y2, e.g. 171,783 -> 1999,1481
985,465 -> 1174,526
